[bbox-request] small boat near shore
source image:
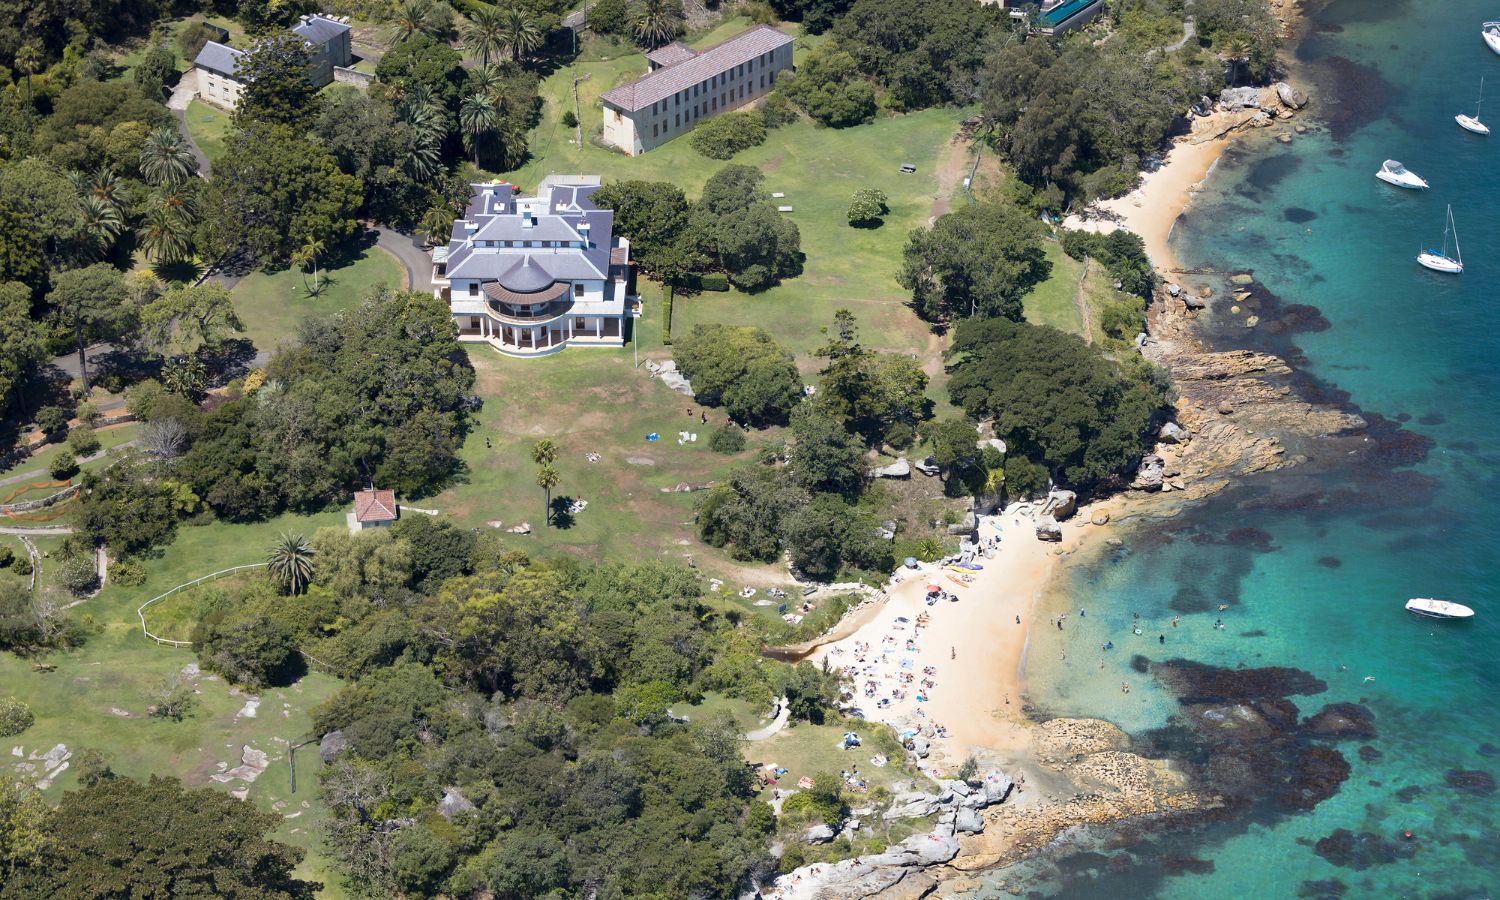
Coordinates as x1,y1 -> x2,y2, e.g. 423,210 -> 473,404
1405,597 -> 1475,619
1484,21 -> 1500,56
1376,160 -> 1429,189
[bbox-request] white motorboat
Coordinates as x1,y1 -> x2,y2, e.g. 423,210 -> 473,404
1485,21 -> 1500,56
1417,205 -> 1463,274
1405,597 -> 1475,619
1376,159 -> 1429,189
1457,77 -> 1490,134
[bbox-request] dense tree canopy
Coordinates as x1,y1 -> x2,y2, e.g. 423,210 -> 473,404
0,158 -> 84,292
2,775 -> 317,899
777,45 -> 876,127
688,165 -> 802,291
899,202 -> 1049,323
947,317 -> 1170,488
197,125 -> 363,266
234,33 -> 320,132
830,0 -> 1005,109
592,179 -> 699,281
672,324 -> 803,426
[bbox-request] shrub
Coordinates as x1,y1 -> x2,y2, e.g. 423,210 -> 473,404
1003,455 -> 1050,499
58,554 -> 99,596
76,401 -> 100,426
779,46 -> 876,127
111,559 -> 147,586
560,109 -> 578,128
742,0 -> 778,24
0,545 -> 12,569
36,406 -> 70,439
761,89 -> 799,128
67,425 -> 101,457
0,697 -> 34,737
50,449 -> 79,480
178,21 -> 221,61
847,187 -> 888,227
12,557 -> 31,577
74,748 -> 115,786
147,674 -> 197,721
699,272 -> 729,291
587,0 -> 629,34
134,45 -> 176,98
709,425 -> 746,454
690,111 -> 767,159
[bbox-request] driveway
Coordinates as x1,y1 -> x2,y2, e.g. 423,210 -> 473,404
374,227 -> 434,293
167,69 -> 213,178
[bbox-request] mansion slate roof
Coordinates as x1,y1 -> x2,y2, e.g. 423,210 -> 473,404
292,14 -> 350,44
193,41 -> 244,77
600,25 -> 793,113
443,178 -> 622,286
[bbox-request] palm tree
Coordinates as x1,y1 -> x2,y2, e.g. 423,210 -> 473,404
530,438 -> 560,526
390,0 -> 437,43
140,127 -> 198,186
291,236 -> 327,295
398,85 -> 448,182
266,533 -> 316,595
420,205 -> 456,247
1222,34 -> 1252,86
632,0 -> 683,50
459,92 -> 499,164
467,63 -> 506,100
78,195 -> 124,258
138,205 -> 192,264
499,8 -> 543,62
536,464 -> 559,527
15,44 -> 40,107
462,5 -> 508,65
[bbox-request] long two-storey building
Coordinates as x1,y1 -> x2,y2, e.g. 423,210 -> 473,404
432,176 -> 636,356
599,25 -> 795,156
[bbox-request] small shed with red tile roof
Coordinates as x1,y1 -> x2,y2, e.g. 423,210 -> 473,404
351,489 -> 399,530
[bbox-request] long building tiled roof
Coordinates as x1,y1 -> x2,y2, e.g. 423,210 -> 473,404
600,25 -> 793,113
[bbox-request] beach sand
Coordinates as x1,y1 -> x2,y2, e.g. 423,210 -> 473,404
1095,136 -> 1231,273
809,502 -> 1120,768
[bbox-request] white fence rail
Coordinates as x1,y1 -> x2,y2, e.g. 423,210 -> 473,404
137,564 -> 263,648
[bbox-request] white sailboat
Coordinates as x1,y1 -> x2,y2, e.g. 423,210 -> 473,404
1417,205 -> 1463,274
1485,21 -> 1500,56
1457,77 -> 1490,134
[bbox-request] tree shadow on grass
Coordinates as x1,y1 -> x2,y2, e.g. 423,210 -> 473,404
549,496 -> 577,530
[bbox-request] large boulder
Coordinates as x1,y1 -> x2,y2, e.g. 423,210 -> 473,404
937,779 -> 972,802
982,770 -> 1015,805
955,807 -> 985,834
1133,455 -> 1165,490
1276,81 -> 1309,109
438,787 -> 475,819
802,823 -> 836,844
1218,86 -> 1261,110
1047,489 -> 1078,521
319,730 -> 349,764
910,735 -> 930,758
1159,422 -> 1188,444
870,458 -> 911,479
883,791 -> 942,820
902,828 -> 961,865
1035,520 -> 1062,542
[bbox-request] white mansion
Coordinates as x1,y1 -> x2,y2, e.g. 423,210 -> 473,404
599,25 -> 794,156
431,176 -> 636,356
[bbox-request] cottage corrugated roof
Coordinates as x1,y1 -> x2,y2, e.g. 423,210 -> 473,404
193,40 -> 244,77
600,25 -> 793,113
646,43 -> 698,67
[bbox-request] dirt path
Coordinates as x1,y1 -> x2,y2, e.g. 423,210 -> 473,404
1074,256 -> 1095,345
929,133 -> 973,222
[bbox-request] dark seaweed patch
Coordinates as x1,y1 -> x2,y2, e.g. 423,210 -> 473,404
1394,785 -> 1424,803
1417,413 -> 1445,426
1284,207 -> 1317,223
1312,828 -> 1417,870
1317,556 -> 1343,568
1445,769 -> 1496,796
1358,745 -> 1383,762
1299,879 -> 1348,899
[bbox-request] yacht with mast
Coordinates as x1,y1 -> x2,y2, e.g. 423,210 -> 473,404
1417,205 -> 1463,274
1457,77 -> 1490,134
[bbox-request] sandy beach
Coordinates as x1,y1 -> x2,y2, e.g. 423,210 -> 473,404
1094,137 -> 1231,273
809,501 -> 1118,768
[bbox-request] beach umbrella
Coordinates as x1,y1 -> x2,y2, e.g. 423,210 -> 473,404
925,584 -> 941,593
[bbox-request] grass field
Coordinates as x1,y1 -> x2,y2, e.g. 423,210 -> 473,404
1023,241 -> 1087,336
1,423 -> 140,482
184,98 -> 231,165
232,244 -> 406,355
0,507 -> 350,893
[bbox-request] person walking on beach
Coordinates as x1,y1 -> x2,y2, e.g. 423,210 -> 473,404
1016,615 -> 1021,624
951,646 -> 956,660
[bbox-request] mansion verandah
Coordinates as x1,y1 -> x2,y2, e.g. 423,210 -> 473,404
432,176 -> 638,357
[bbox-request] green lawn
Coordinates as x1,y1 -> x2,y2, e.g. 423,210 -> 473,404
111,17 -> 246,82
1022,241 -> 1086,336
184,98 -> 231,165
2,423 -> 140,482
232,244 -> 406,355
0,508 -> 349,893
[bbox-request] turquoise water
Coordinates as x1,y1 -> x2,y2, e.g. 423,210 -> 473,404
1015,1 -> 1500,895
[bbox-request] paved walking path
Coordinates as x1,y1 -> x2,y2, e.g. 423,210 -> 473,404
746,698 -> 792,742
167,69 -> 214,179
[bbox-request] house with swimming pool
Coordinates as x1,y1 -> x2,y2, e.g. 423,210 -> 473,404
1000,0 -> 1103,34
431,176 -> 637,357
